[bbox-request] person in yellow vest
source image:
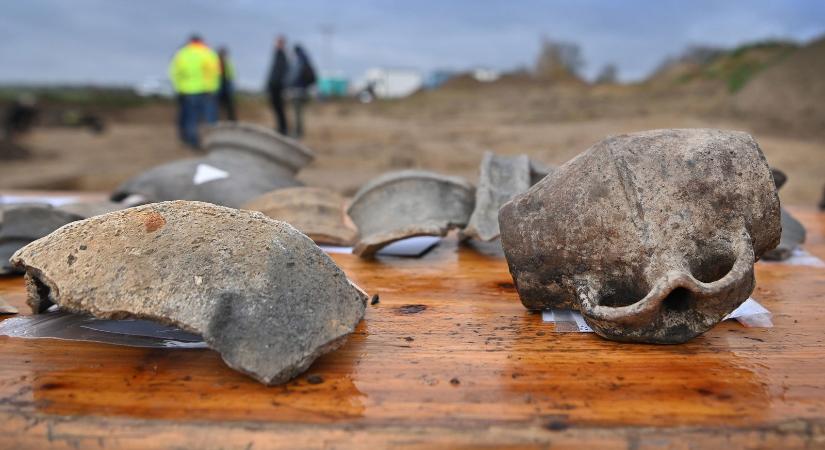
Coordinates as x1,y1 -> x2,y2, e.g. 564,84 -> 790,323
168,34 -> 220,150
217,46 -> 237,121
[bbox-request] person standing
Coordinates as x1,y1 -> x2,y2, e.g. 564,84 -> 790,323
217,46 -> 237,121
288,44 -> 317,139
266,35 -> 289,135
168,34 -> 220,150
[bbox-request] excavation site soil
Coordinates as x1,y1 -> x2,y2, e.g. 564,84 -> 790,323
2,67 -> 823,207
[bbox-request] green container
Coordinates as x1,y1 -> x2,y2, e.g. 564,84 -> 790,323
317,77 -> 349,98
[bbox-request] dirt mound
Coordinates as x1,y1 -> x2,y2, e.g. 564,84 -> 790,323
734,36 -> 825,136
646,41 -> 797,93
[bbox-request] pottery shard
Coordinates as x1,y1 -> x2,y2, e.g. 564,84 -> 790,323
11,201 -> 368,385
243,187 -> 358,246
111,122 -> 314,208
770,168 -> 787,190
461,152 -> 533,242
202,122 -> 315,173
347,170 -> 475,257
762,208 -> 806,261
529,159 -> 555,185
0,205 -> 83,274
58,200 -> 130,219
763,169 -> 806,261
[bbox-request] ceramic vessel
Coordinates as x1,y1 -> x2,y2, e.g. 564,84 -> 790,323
499,129 -> 780,343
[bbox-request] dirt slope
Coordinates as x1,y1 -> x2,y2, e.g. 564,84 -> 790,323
735,37 -> 825,136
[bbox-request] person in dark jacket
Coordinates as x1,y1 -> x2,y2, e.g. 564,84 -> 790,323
266,35 -> 289,135
217,46 -> 237,121
288,44 -> 317,139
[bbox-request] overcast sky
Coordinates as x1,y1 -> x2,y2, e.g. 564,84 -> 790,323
1,0 -> 824,88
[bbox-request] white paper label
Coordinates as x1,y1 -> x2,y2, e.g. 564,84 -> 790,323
192,164 -> 229,185
542,309 -> 594,333
724,298 -> 770,319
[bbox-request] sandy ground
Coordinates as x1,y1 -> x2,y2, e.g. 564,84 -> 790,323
1,90 -> 823,207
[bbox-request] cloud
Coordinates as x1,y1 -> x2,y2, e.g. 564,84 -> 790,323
0,0 -> 823,88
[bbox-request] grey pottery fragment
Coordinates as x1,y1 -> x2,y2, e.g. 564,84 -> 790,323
499,129 -> 780,344
770,168 -> 787,190
0,241 -> 26,274
243,187 -> 358,246
762,168 -> 806,261
529,159 -> 555,185
347,170 -> 475,257
0,205 -> 83,274
111,122 -> 314,207
11,201 -> 368,385
763,208 -> 806,261
58,200 -> 129,219
203,122 -> 315,173
461,152 -> 532,242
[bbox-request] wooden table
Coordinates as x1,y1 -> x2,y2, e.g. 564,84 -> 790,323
2,197 -> 825,449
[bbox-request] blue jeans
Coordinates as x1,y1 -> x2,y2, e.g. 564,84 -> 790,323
179,93 -> 218,149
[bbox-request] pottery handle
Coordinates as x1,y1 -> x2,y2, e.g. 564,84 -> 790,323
682,228 -> 756,296
577,229 -> 755,323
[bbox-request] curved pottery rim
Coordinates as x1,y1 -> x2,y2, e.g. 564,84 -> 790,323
349,170 -> 475,209
204,122 -> 315,165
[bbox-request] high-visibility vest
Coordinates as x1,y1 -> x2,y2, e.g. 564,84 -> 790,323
168,42 -> 220,94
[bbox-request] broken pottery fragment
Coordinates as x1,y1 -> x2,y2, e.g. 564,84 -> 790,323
111,122 -> 313,208
0,205 -> 83,274
11,201 -> 368,385
347,170 -> 475,257
762,169 -> 806,261
0,242 -> 24,274
202,122 -> 315,173
529,159 -> 555,185
770,168 -> 787,190
500,129 -> 780,344
763,208 -> 806,261
461,152 -> 532,242
58,200 -> 130,219
242,187 -> 358,246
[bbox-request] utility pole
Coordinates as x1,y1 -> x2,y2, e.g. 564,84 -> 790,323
319,23 -> 335,75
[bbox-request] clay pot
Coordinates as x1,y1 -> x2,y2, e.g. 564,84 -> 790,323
499,129 -> 781,343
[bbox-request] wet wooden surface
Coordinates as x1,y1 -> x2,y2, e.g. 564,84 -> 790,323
1,194 -> 825,449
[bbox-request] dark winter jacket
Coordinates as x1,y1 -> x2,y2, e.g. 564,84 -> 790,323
291,45 -> 317,89
267,48 -> 289,92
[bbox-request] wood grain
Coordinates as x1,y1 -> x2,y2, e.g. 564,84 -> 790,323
1,195 -> 824,449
